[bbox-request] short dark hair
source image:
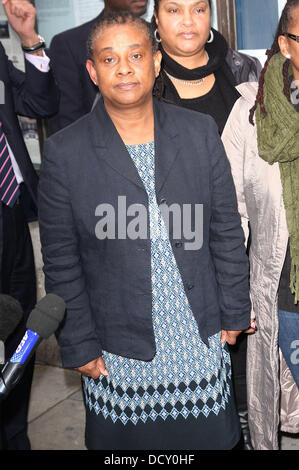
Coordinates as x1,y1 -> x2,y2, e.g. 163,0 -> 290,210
87,11 -> 158,61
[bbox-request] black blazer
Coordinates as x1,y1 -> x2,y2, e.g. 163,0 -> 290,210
39,97 -> 251,369
48,13 -> 102,135
0,43 -> 59,286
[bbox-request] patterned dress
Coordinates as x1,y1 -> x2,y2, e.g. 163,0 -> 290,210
83,142 -> 240,450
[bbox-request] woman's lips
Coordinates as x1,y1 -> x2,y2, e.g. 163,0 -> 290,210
115,82 -> 139,90
179,32 -> 198,39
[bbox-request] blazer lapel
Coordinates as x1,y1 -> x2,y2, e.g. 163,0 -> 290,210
153,99 -> 180,195
89,98 -> 145,191
89,97 -> 181,194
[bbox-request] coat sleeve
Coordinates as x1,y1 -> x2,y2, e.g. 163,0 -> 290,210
48,33 -> 85,134
1,43 -> 60,118
38,137 -> 103,368
221,97 -> 250,245
221,97 -> 257,322
206,116 -> 251,331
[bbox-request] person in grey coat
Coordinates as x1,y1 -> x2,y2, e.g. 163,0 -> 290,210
222,0 -> 299,449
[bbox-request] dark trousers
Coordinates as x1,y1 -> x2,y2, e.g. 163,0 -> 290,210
228,333 -> 248,413
0,196 -> 36,450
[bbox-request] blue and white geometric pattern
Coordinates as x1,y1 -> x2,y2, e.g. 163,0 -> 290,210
83,142 -> 231,425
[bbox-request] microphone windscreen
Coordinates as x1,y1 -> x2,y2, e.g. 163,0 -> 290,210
0,295 -> 23,341
26,294 -> 66,339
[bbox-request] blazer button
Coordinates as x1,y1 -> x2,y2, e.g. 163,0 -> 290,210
175,242 -> 183,248
160,198 -> 167,205
187,284 -> 194,290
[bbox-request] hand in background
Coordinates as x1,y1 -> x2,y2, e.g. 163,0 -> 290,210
2,0 -> 39,47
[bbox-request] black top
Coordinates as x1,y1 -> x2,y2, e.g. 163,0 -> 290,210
278,241 -> 299,313
277,80 -> 299,314
170,77 -> 229,135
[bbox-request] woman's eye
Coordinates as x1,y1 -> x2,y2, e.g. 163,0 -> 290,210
168,8 -> 178,13
103,57 -> 115,64
131,53 -> 142,60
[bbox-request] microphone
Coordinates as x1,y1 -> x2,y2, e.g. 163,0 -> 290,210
0,293 -> 66,401
0,295 -> 24,364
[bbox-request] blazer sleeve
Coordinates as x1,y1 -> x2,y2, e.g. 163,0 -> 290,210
206,116 -> 251,331
1,44 -> 60,118
38,137 -> 103,368
48,34 -> 85,134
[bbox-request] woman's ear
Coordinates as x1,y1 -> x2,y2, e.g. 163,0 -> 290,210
154,50 -> 162,77
278,35 -> 291,59
86,59 -> 98,86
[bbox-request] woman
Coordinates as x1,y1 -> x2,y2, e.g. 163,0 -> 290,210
222,0 -> 299,450
152,0 -> 261,135
38,13 -> 251,450
152,0 -> 261,449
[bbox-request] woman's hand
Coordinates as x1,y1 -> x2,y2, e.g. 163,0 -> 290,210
221,330 -> 243,345
243,319 -> 257,335
76,356 -> 108,379
221,320 -> 257,345
2,0 -> 39,47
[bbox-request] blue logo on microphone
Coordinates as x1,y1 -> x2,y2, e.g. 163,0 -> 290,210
10,330 -> 39,364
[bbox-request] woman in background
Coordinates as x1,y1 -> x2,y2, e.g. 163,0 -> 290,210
222,0 -> 299,450
152,0 -> 261,134
152,0 -> 261,450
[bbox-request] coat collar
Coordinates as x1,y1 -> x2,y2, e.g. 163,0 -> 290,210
236,82 -> 258,106
88,97 -> 180,194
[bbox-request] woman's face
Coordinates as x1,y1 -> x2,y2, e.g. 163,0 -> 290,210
154,0 -> 211,58
86,23 -> 162,108
279,5 -> 299,81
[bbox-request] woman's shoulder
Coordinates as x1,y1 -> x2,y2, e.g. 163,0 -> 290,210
236,82 -> 259,104
225,82 -> 259,125
222,83 -> 258,154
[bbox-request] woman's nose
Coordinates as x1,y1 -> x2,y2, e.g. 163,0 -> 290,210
116,57 -> 134,75
181,10 -> 194,27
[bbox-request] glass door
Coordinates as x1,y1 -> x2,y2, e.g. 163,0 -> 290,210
235,0 -> 287,66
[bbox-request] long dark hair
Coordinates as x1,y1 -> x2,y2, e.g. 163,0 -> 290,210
249,0 -> 299,125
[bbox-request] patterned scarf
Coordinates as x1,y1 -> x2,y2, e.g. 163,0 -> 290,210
256,52 -> 299,303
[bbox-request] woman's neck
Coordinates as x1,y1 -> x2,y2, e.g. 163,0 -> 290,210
162,46 -> 208,70
104,97 -> 155,145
